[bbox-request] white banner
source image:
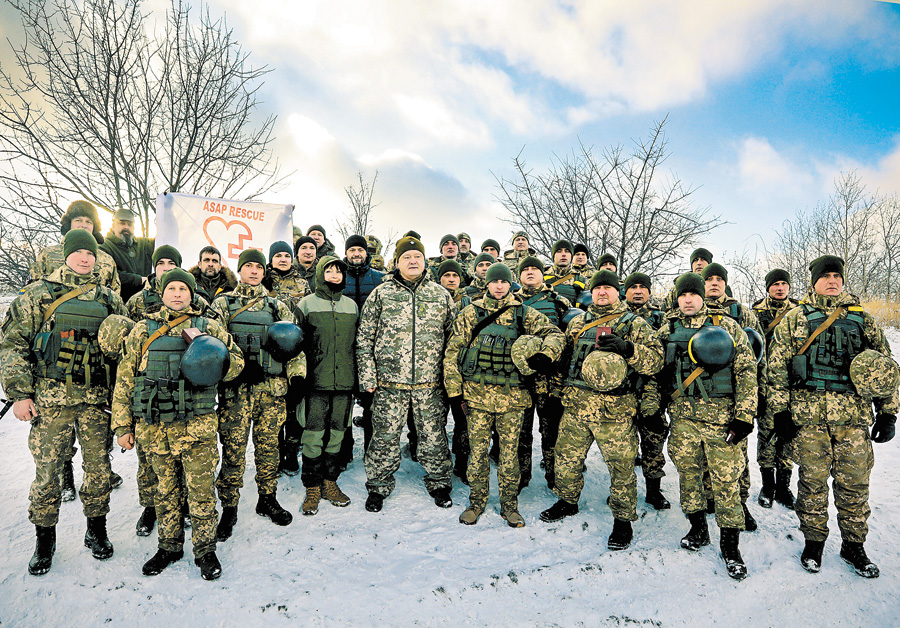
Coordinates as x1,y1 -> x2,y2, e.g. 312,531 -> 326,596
155,192 -> 294,269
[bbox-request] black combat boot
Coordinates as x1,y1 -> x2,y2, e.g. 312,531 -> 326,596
84,515 -> 114,560
256,493 -> 293,526
28,525 -> 56,576
607,519 -> 633,551
800,539 -> 825,573
429,487 -> 453,508
742,503 -> 758,532
539,499 -> 579,523
775,468 -> 795,510
681,511 -> 710,551
142,549 -> 184,576
645,477 -> 671,510
195,552 -> 223,580
365,492 -> 384,512
840,541 -> 879,578
216,506 -> 238,542
61,461 -> 77,502
136,507 -> 157,537
720,528 -> 748,580
282,444 -> 300,477
758,467 -> 775,508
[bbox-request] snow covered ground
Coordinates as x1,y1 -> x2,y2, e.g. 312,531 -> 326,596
1,307 -> 898,626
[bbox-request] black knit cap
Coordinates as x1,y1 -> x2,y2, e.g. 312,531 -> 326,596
690,247 -> 713,264
765,268 -> 791,290
440,234 -> 459,248
294,235 -> 316,256
702,263 -> 728,283
481,238 -> 501,252
675,272 -> 705,298
598,253 -> 617,268
589,269 -> 620,290
624,272 -> 651,292
159,267 -> 195,296
517,255 -> 544,275
345,235 -> 368,251
307,224 -> 326,237
63,229 -> 98,259
552,239 -> 573,256
485,262 -> 513,284
268,240 -> 293,263
574,243 -> 590,256
238,248 -> 266,270
437,259 -> 463,278
809,255 -> 844,285
153,244 -> 183,268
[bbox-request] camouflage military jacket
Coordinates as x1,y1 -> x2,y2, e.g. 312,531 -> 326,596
501,248 -> 535,272
125,276 -> 211,322
706,293 -> 768,403
0,266 -> 127,406
752,295 -> 800,347
655,304 -> 758,426
211,282 -> 306,397
443,291 -> 564,411
767,290 -> 899,427
427,256 -> 470,284
264,265 -> 311,312
357,271 -> 456,391
560,301 -> 664,422
627,302 -> 666,331
292,261 -> 317,291
514,284 -> 572,395
31,242 -> 122,294
111,305 -> 244,454
456,250 -> 475,275
543,264 -> 587,288
626,301 -> 667,415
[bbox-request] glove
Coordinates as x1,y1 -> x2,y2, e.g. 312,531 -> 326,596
871,413 -> 896,443
638,412 -> 667,433
756,394 -> 768,420
595,334 -> 634,359
773,410 -> 800,445
726,419 -> 753,444
526,352 -> 553,375
448,395 -> 468,416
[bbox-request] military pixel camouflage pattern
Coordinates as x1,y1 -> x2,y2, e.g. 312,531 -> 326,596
580,351 -> 628,392
31,242 -> 121,293
266,266 -> 311,312
466,408 -> 525,510
636,416 -> 669,479
125,279 -> 211,322
98,314 -> 135,358
510,334 -> 543,376
850,349 -> 900,399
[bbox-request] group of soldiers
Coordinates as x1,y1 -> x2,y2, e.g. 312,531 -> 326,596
1,200 -> 897,583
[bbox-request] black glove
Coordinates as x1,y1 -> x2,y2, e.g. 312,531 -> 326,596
639,412 -> 667,433
726,419 -> 753,444
773,410 -> 800,445
526,352 -> 553,374
356,390 -> 374,408
757,394 -> 767,420
595,334 -> 634,359
871,413 -> 896,443
448,395 -> 468,415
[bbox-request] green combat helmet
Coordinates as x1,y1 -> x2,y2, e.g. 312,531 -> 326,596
264,321 -> 304,363
850,349 -> 900,399
181,334 -> 231,387
744,327 -> 765,364
581,350 -> 627,392
511,335 -> 543,376
688,326 -> 735,372
98,314 -> 136,359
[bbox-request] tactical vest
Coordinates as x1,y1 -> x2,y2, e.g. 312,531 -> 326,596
634,307 -> 665,331
522,292 -> 563,327
753,301 -> 793,345
143,288 -> 209,317
458,305 -> 525,387
131,317 -> 217,424
565,311 -> 637,392
711,302 -> 742,323
790,304 -> 866,394
665,320 -> 734,400
225,295 -> 284,384
32,282 -> 115,390
545,273 -> 583,305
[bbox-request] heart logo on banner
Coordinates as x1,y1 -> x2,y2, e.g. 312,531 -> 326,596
202,216 -> 254,260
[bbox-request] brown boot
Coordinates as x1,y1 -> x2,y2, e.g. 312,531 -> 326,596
302,486 -> 321,516
323,480 -> 351,507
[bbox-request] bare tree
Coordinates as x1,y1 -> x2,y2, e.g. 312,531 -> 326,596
495,117 -> 726,277
0,0 -> 284,271
336,171 -> 380,241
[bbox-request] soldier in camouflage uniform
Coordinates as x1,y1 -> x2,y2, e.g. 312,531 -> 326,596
428,234 -> 471,284
444,262 -> 564,527
458,253 -> 495,311
456,232 -> 474,274
514,256 -> 572,489
293,236 -> 319,288
752,268 -> 800,510
540,270 -> 663,551
113,268 -> 243,580
623,272 -> 671,510
501,231 -> 536,273
768,255 -> 898,578
663,248 -> 713,312
543,240 -> 588,308
480,239 -> 502,261
211,248 -> 307,540
357,236 -> 456,513
656,272 -> 757,580
1,230 -> 127,575
572,244 -> 593,274
702,263 -> 766,531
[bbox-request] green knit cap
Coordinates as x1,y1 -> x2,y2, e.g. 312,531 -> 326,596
690,247 -> 713,264
394,236 -> 425,260
590,269 -> 620,290
473,252 -> 495,267
63,229 -> 98,258
765,268 -> 791,290
624,272 -> 651,292
481,238 -> 501,252
809,255 -> 844,285
159,267 -> 196,296
238,248 -> 266,270
152,244 -> 182,268
517,255 -> 544,275
485,262 -> 513,284
552,239 -> 573,256
598,253 -> 617,268
439,234 -> 459,248
675,272 -> 705,298
437,259 -> 463,278
702,263 -> 728,283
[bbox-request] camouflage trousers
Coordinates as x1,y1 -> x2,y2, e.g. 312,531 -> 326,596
301,391 -> 352,488
28,403 -> 111,526
365,386 -> 451,498
794,424 -> 874,544
554,411 -> 638,522
636,413 -> 669,479
702,438 -> 751,503
467,408 -> 524,511
535,395 -> 564,466
137,439 -> 186,509
669,418 -> 745,530
150,427 -> 219,559
756,411 -> 794,471
217,386 -> 286,507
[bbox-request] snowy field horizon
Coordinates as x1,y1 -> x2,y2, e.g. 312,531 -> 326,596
0,298 -> 898,626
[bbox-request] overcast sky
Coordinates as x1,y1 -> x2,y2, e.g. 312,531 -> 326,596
4,0 -> 900,263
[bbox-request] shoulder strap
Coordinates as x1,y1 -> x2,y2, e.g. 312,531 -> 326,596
549,272 -> 575,288
766,307 -> 790,332
578,312 -> 623,337
141,315 -> 191,357
471,304 -> 515,338
41,283 -> 99,324
229,296 -> 264,321
797,306 -> 845,356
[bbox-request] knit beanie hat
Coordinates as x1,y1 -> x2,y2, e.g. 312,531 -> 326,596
294,236 -> 316,256
63,229 -> 98,258
268,240 -> 293,263
153,244 -> 183,268
438,260 -> 463,278
690,247 -> 713,264
598,253 -> 617,268
702,263 -> 728,283
440,234 -> 459,249
675,272 -> 705,298
809,255 -> 844,285
517,256 -> 544,275
574,243 -> 590,256
552,239 -> 573,256
394,236 -> 425,260
159,267 -> 195,296
238,248 -> 266,270
765,268 -> 791,290
624,272 -> 651,292
473,252 -> 495,267
404,230 -> 422,240
345,235 -> 368,251
307,224 -> 326,237
590,269 -> 620,290
485,263 -> 513,284
481,238 -> 501,252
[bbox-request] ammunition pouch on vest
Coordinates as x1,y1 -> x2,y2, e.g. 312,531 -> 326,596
548,279 -> 582,306
131,317 -> 217,424
459,305 -> 525,387
637,308 -> 665,331
32,283 -> 115,390
790,304 -> 866,394
566,311 -> 638,393
665,320 -> 734,400
523,292 -> 564,327
226,296 -> 284,384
